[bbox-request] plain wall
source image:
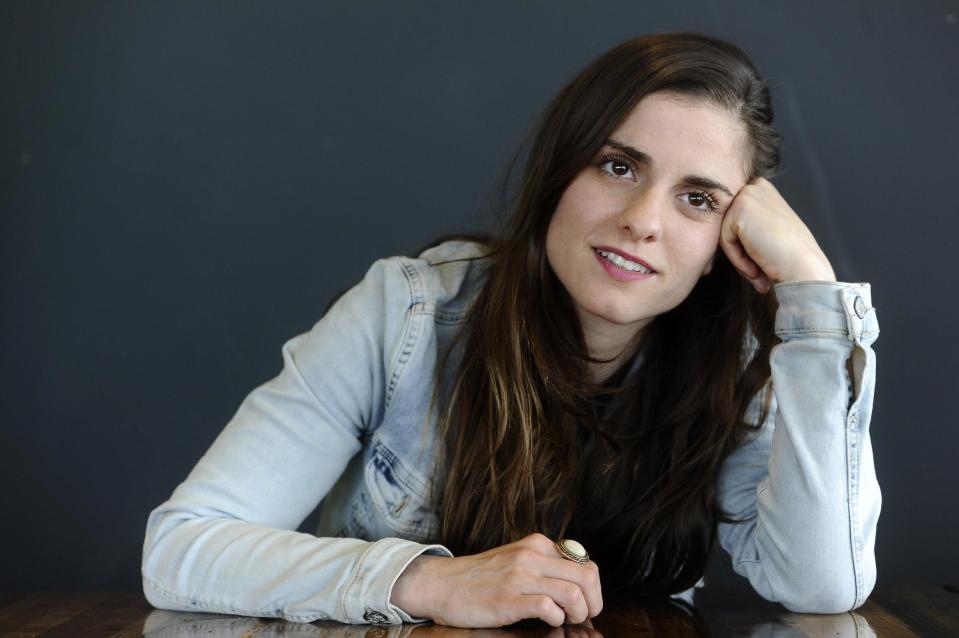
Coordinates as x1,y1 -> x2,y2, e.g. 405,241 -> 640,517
3,1 -> 957,593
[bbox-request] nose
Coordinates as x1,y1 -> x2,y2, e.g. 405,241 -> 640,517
617,187 -> 665,241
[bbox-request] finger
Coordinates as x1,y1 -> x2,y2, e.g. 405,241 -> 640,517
514,534 -> 603,618
718,214 -> 752,270
738,262 -> 770,293
519,532 -> 560,555
520,594 -> 566,627
718,233 -> 759,280
754,273 -> 772,294
536,556 -> 603,619
719,217 -> 758,278
718,236 -> 771,291
522,576 -> 590,624
748,272 -> 771,294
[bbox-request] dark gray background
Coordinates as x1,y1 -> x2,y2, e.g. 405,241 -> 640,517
3,1 -> 956,595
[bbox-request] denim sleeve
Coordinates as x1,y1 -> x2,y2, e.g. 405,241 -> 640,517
141,257 -> 453,625
715,281 -> 881,613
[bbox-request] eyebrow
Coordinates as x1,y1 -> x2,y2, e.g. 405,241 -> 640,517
604,138 -> 735,198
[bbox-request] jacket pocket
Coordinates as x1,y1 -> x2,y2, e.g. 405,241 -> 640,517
364,437 -> 438,540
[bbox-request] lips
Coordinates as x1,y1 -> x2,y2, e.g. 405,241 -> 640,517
592,245 -> 657,272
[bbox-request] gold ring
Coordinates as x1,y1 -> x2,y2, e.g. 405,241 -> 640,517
555,538 -> 589,564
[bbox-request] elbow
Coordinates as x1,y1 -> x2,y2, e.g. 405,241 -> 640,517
142,571 -> 202,614
742,549 -> 877,614
141,513 -> 171,611
775,564 -> 876,614
779,589 -> 856,614
142,576 -> 186,612
140,504 -> 198,610
141,504 -> 176,580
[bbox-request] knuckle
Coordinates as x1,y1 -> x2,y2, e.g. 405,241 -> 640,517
583,568 -> 599,587
534,595 -> 554,615
528,532 -> 552,549
504,564 -> 525,580
561,583 -> 583,605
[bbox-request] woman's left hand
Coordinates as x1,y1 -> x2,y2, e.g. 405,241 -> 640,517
718,176 -> 836,294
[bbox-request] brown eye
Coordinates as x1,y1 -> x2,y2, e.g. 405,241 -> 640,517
597,153 -> 636,180
681,190 -> 720,215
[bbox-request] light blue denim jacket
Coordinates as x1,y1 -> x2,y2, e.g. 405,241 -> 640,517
141,239 -> 881,625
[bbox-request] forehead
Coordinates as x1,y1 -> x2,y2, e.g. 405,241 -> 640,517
609,91 -> 750,187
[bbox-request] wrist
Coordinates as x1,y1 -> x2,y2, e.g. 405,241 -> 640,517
778,254 -> 836,283
390,554 -> 444,620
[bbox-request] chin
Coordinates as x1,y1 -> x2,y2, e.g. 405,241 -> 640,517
585,302 -> 651,327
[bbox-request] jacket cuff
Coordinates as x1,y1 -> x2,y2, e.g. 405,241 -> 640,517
773,281 -> 878,346
341,537 -> 453,624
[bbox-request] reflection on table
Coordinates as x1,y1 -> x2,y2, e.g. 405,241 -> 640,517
1,584 -> 955,637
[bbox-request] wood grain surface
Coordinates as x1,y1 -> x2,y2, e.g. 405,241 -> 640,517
0,584 -> 955,637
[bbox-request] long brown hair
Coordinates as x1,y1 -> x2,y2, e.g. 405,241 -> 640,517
424,32 -> 782,598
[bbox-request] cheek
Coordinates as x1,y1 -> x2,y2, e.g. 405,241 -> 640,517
675,225 -> 723,273
544,209 -> 565,256
546,189 -> 595,251
544,210 -> 572,278
552,176 -> 611,228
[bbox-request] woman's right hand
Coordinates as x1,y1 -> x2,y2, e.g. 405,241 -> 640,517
390,533 -> 603,628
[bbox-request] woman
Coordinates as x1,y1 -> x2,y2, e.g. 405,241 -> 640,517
141,32 -> 880,628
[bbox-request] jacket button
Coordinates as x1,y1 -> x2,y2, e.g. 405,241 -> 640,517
853,296 -> 868,319
363,609 -> 389,624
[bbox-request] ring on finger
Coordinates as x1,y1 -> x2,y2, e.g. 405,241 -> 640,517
555,538 -> 589,565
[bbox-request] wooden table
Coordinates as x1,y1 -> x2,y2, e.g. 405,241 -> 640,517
1,585 -> 956,637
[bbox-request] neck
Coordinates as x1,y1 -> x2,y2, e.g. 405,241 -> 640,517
580,315 -> 648,385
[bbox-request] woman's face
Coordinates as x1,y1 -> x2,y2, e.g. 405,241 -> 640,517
545,90 -> 750,348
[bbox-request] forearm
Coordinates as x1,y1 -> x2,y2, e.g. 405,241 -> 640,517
142,504 -> 451,624
719,281 -> 881,613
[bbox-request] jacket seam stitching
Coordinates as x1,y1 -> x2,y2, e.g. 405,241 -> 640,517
845,351 -> 865,609
411,305 -> 469,324
144,575 -> 322,622
384,261 -> 424,409
340,539 -> 380,623
777,328 -> 878,340
385,310 -> 420,409
399,259 -> 425,306
774,281 -> 865,289
775,328 -> 849,336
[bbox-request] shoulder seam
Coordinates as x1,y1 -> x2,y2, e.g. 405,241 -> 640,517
380,257 -> 422,410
